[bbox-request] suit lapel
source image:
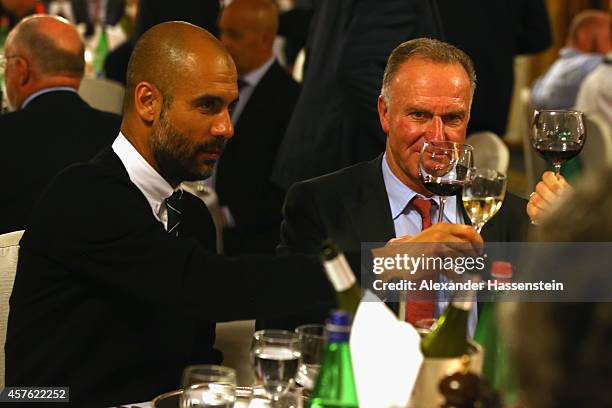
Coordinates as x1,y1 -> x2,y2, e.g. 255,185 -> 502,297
344,156 -> 396,243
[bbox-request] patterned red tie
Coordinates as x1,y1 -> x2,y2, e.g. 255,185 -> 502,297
405,197 -> 435,325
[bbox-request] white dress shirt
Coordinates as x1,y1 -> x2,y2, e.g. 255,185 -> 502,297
112,132 -> 177,229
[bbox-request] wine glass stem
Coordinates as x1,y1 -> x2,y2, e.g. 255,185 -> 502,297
553,162 -> 562,176
474,225 -> 483,234
437,197 -> 447,223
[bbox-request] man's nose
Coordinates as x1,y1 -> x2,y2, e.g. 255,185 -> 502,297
211,110 -> 234,139
425,116 -> 445,141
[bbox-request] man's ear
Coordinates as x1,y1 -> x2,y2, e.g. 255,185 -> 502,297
134,81 -> 162,125
378,95 -> 390,134
15,57 -> 30,87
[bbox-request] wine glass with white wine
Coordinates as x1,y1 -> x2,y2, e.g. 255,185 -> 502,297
462,168 -> 506,233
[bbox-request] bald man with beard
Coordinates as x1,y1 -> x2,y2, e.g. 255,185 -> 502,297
5,21 -> 333,406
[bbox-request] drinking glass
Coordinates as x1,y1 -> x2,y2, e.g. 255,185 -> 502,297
419,141 -> 474,223
180,365 -> 237,408
251,330 -> 301,401
462,168 -> 506,233
294,324 -> 325,391
530,109 -> 586,176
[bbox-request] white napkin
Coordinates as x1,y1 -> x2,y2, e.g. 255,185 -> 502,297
350,291 -> 423,408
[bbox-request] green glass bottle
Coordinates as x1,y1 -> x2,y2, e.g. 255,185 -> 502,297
474,262 -> 518,404
0,16 -> 9,50
309,310 -> 359,408
93,25 -> 109,77
421,284 -> 478,358
321,241 -> 362,317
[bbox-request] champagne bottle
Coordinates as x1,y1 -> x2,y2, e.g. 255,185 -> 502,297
421,283 -> 478,358
321,241 -> 362,317
474,262 -> 518,404
309,310 -> 359,408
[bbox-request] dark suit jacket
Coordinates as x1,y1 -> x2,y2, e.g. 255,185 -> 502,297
0,90 -> 120,234
134,0 -> 220,38
5,148 -> 333,407
269,155 -> 530,327
271,0 -> 443,189
216,61 -> 300,255
437,0 -> 551,135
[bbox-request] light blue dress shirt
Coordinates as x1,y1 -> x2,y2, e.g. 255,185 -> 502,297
381,153 -> 478,337
21,87 -> 77,109
532,47 -> 603,110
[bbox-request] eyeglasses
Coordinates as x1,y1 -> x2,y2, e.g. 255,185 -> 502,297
0,55 -> 22,71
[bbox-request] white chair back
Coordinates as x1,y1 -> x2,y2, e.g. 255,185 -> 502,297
78,77 -> 125,115
180,182 -> 224,255
0,230 -> 24,388
581,114 -> 612,173
520,87 -> 547,195
467,131 -> 510,174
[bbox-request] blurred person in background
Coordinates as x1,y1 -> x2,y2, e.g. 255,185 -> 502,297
505,168 -> 612,408
532,10 -> 610,110
216,0 -> 299,255
0,14 -> 120,233
0,0 -> 37,29
576,8 -> 612,128
270,0 -> 443,190
104,0 -> 221,84
44,0 -> 126,37
437,0 -> 552,136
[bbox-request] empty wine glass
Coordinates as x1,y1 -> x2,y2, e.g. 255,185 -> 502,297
251,330 -> 301,401
531,109 -> 586,176
180,365 -> 237,408
462,168 -> 506,233
294,324 -> 325,392
419,141 -> 474,223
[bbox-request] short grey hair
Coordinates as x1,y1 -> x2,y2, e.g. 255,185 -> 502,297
380,38 -> 476,103
12,18 -> 85,77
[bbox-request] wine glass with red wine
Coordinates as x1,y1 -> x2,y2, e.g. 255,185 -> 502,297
531,109 -> 586,176
419,141 -> 474,223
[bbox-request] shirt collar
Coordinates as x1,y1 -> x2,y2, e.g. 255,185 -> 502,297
21,86 -> 78,109
240,57 -> 275,88
381,152 -> 458,221
111,132 -> 176,221
558,47 -> 580,58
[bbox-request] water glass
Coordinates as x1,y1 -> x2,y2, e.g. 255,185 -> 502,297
180,365 -> 237,408
294,324 -> 325,391
251,330 -> 301,400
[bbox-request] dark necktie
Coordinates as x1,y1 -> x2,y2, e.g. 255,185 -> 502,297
406,197 -> 435,325
166,189 -> 183,237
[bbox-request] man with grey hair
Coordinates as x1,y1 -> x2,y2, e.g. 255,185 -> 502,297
277,38 -> 530,329
0,14 -> 120,233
